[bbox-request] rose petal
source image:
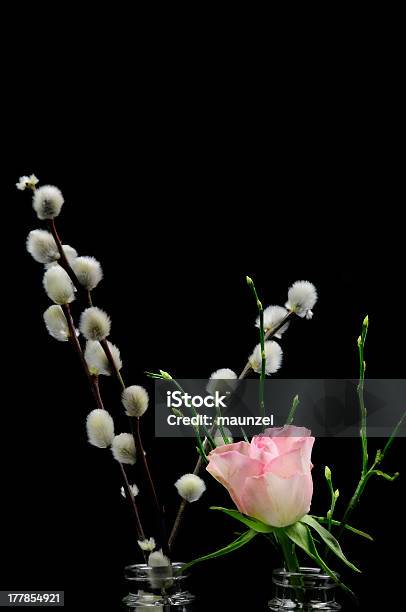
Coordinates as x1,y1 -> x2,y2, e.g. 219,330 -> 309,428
241,471 -> 313,528
206,450 -> 263,513
263,438 -> 314,478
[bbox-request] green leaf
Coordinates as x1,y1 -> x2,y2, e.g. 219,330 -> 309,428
284,522 -> 356,599
311,516 -> 373,541
210,507 -> 275,533
300,515 -> 361,573
177,529 -> 257,574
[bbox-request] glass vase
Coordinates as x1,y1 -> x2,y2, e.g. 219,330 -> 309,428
268,567 -> 342,611
123,562 -> 194,610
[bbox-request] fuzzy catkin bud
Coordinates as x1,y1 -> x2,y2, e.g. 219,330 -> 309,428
43,305 -> 70,341
32,185 -> 64,219
206,368 -> 237,396
121,386 -> 149,417
26,229 -> 59,264
249,341 -> 283,375
138,537 -> 156,552
72,256 -> 103,290
285,281 -> 318,318
86,409 -> 115,448
16,174 -> 39,191
84,340 -> 122,376
175,474 -> 206,502
256,305 -> 290,338
45,245 -> 78,269
148,549 -> 170,567
111,433 -> 136,465
43,266 -> 75,304
80,307 -> 111,341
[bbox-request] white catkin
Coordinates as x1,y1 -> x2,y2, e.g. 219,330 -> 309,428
72,256 -> 103,290
121,386 -> 149,417
148,549 -> 171,567
45,245 -> 78,269
86,409 -> 115,448
138,537 -> 156,552
256,305 -> 290,338
43,266 -> 75,304
286,280 -> 318,318
43,305 -> 70,341
84,340 -> 122,376
206,368 -> 238,396
111,433 -> 136,465
26,229 -> 59,264
249,340 -> 283,375
79,307 -> 111,341
32,185 -> 64,219
175,474 -> 206,502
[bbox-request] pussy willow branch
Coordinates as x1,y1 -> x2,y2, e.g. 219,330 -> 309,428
99,338 -> 169,555
60,304 -> 146,547
168,311 -> 294,551
61,304 -> 103,409
47,217 -> 165,553
48,219 -> 81,289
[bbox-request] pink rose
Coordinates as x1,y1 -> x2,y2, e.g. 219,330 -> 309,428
206,425 -> 314,528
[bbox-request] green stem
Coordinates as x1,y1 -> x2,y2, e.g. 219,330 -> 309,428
286,395 -> 300,425
276,530 -> 303,602
277,530 -> 300,573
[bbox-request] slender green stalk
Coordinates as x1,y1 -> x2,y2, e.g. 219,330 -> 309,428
277,530 -> 300,572
286,395 -> 300,425
358,315 -> 369,476
276,530 -> 303,602
246,276 -> 266,421
324,466 -> 339,534
336,316 -> 403,542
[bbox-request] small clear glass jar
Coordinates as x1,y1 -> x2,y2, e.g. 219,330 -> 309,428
123,562 -> 194,610
268,567 -> 342,611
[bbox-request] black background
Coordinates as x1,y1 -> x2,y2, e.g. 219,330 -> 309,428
2,34 -> 404,610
